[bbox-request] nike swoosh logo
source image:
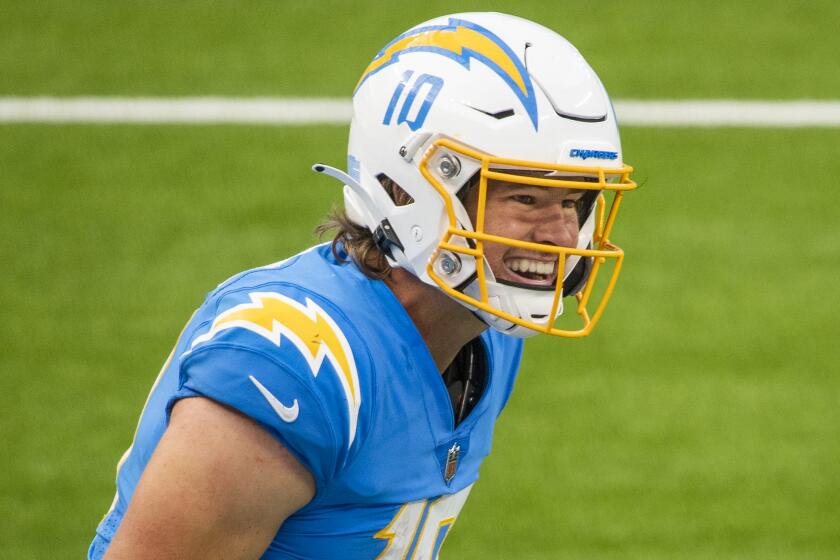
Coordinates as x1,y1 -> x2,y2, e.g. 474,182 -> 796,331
248,375 -> 299,423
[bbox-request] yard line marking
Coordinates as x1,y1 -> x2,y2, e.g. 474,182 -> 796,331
1,97 -> 839,127
614,100 -> 840,127
0,97 -> 352,124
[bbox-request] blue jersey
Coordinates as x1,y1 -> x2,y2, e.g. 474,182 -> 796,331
90,244 -> 523,559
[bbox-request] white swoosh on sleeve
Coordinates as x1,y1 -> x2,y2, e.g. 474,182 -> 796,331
248,375 -> 299,423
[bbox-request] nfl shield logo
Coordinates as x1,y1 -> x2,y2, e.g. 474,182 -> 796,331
444,442 -> 461,483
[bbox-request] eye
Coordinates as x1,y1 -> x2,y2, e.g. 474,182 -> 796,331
511,194 -> 536,205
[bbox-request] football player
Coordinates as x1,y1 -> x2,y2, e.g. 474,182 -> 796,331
90,12 -> 636,559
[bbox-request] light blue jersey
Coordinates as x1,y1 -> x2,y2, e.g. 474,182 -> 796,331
90,244 -> 523,559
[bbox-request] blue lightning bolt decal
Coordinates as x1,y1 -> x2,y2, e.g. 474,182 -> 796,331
356,18 -> 539,130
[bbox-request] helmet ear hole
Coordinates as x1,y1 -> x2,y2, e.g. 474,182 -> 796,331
376,174 -> 415,206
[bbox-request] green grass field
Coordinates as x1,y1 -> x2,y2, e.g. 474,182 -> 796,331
2,2 -> 839,558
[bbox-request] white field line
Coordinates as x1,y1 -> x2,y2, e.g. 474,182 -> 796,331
615,100 -> 840,127
1,97 -> 840,127
0,97 -> 352,125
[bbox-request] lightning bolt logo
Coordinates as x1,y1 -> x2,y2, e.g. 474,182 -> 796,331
355,17 -> 538,129
190,292 -> 361,448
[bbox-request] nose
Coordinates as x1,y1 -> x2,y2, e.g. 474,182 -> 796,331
533,207 -> 579,248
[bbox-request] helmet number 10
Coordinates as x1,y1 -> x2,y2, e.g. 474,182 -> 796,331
382,70 -> 444,131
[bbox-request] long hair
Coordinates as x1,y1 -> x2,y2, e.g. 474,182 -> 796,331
314,206 -> 391,279
314,173 -> 477,279
314,175 -> 414,279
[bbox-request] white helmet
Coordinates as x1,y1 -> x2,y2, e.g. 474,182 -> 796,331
315,12 -> 636,338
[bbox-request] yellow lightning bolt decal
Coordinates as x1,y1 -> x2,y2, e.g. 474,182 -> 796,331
190,292 -> 361,448
357,24 -> 528,96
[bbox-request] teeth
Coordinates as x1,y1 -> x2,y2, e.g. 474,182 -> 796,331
508,258 -> 555,276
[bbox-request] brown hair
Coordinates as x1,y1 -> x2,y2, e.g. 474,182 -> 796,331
314,173 -> 477,279
314,176 -> 412,279
315,205 -> 391,279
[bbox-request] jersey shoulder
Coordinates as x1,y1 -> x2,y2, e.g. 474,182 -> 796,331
173,245 -> 378,489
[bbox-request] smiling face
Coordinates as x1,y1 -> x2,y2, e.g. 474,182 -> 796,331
464,172 -> 595,288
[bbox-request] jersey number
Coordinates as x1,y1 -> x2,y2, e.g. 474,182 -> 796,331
382,70 -> 444,131
374,485 -> 472,560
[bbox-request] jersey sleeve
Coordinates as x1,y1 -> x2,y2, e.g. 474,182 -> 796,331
167,286 -> 367,490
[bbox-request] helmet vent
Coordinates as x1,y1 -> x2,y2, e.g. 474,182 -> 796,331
465,104 -> 515,120
377,174 -> 415,207
524,43 -> 607,123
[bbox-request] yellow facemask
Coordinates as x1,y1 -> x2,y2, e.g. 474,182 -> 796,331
420,137 -> 636,338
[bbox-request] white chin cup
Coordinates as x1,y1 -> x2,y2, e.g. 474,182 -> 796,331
463,277 -> 561,338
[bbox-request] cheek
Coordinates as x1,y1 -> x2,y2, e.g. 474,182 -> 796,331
483,211 -> 529,238
481,240 -> 507,273
481,213 -> 501,233
466,201 -> 478,228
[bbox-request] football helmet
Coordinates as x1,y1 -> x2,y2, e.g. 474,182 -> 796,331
315,12 -> 636,337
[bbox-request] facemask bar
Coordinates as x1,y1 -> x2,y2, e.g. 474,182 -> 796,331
419,137 -> 636,337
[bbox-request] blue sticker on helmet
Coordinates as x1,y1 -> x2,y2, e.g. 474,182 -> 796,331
383,72 -> 444,131
569,149 -> 618,161
357,18 -> 539,130
347,154 -> 360,181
